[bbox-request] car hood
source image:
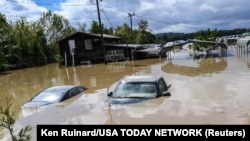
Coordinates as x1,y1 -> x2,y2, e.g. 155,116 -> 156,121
106,98 -> 149,105
23,101 -> 54,108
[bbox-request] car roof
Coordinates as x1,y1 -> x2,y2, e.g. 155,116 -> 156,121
43,85 -> 85,92
120,75 -> 162,83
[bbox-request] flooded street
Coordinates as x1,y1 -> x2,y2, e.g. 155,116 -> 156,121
1,46 -> 250,140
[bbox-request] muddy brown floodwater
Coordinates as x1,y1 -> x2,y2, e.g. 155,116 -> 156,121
1,46 -> 250,140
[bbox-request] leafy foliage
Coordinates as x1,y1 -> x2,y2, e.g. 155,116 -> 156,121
0,97 -> 32,141
195,28 -> 218,41
114,23 -> 131,43
0,13 -> 8,70
37,10 -> 77,62
0,11 -> 77,71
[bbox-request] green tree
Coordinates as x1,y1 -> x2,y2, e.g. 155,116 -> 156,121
11,19 -> 34,66
78,23 -> 87,32
138,19 -> 148,32
6,19 -> 48,67
0,13 -> 8,70
135,19 -> 156,44
195,28 -> 218,41
38,10 -> 77,62
30,23 -> 48,65
89,20 -> 114,35
103,27 -> 114,35
114,23 -> 131,43
89,20 -> 102,34
136,31 -> 156,44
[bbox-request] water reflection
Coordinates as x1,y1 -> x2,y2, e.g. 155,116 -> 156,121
162,49 -> 228,76
62,59 -> 162,94
236,47 -> 250,69
105,97 -> 168,124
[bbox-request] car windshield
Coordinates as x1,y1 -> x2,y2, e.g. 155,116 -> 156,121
112,82 -> 157,98
31,92 -> 64,103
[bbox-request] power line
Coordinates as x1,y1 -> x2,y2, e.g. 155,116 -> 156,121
135,15 -> 202,30
103,5 -> 131,15
5,0 -> 204,31
102,5 -> 202,30
101,10 -> 113,28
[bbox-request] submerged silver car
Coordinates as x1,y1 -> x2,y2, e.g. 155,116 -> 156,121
107,75 -> 171,104
23,85 -> 87,108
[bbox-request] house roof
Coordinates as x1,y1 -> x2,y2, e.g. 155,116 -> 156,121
59,32 -> 121,42
74,32 -> 121,39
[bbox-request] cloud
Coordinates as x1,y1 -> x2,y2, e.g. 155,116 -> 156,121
1,0 -> 250,33
199,4 -> 217,13
1,0 -> 47,22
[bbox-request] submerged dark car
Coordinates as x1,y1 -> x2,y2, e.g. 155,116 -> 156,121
106,75 -> 171,104
23,85 -> 87,108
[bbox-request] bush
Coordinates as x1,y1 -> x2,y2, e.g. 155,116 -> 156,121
0,97 -> 32,141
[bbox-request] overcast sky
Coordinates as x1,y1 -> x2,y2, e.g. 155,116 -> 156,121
1,0 -> 250,34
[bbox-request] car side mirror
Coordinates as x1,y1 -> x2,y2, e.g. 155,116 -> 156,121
107,92 -> 113,97
162,91 -> 171,96
167,84 -> 171,89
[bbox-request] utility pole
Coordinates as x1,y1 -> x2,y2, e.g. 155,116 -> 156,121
96,0 -> 107,64
128,12 -> 135,43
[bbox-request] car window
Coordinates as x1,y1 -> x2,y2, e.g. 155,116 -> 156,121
140,84 -> 156,93
68,88 -> 80,97
78,86 -> 86,92
31,92 -> 63,103
113,82 -> 157,98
